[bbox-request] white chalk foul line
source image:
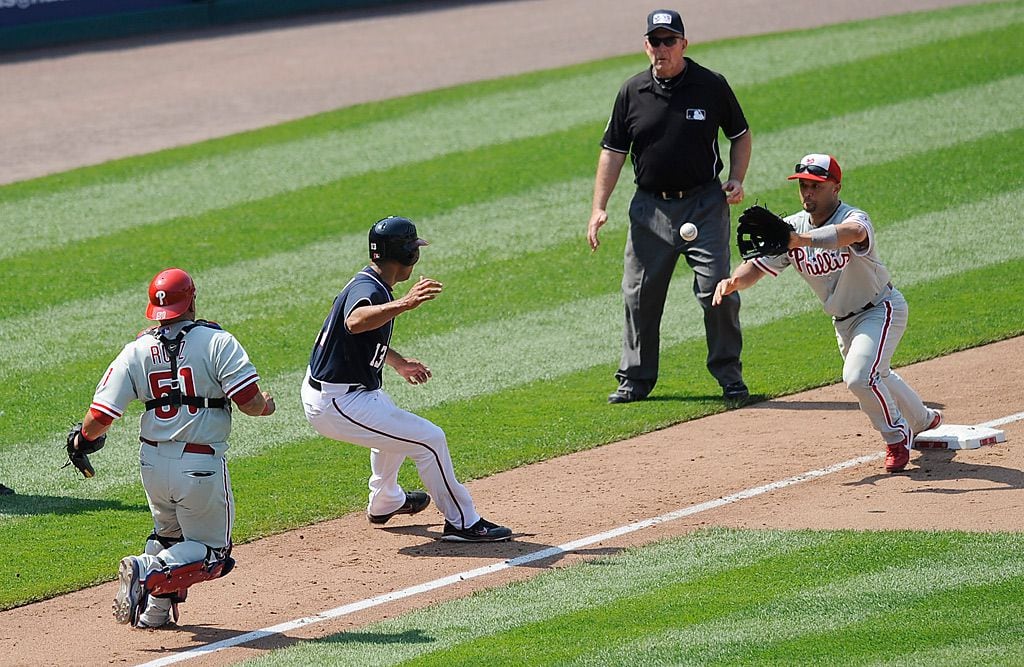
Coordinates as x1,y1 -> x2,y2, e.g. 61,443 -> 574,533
137,411 -> 1023,667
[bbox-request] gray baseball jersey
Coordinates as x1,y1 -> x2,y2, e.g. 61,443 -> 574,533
90,320 -> 259,450
748,199 -> 935,453
752,201 -> 891,317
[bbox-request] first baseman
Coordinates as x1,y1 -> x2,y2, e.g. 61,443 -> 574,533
70,268 -> 276,627
713,154 -> 941,472
301,216 -> 512,542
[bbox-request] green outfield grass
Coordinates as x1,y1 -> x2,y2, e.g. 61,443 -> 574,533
242,529 -> 1024,666
1,1 -> 1023,635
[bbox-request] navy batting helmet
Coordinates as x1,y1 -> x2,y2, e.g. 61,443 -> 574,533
368,216 -> 429,266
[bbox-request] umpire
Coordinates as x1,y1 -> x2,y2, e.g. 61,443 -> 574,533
588,9 -> 752,404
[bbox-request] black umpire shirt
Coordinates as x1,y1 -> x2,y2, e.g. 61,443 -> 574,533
601,58 -> 748,193
308,267 -> 393,390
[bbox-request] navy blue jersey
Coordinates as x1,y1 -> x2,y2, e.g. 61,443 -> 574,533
308,267 -> 393,389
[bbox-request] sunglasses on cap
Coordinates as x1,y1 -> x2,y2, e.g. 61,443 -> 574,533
794,163 -> 835,180
647,35 -> 680,48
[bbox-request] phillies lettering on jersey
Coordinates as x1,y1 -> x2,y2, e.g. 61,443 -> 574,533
789,247 -> 852,277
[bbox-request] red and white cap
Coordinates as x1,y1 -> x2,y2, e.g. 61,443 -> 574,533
787,153 -> 842,183
145,267 -> 196,321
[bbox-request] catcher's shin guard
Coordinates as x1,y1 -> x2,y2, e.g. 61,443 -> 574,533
145,555 -> 235,597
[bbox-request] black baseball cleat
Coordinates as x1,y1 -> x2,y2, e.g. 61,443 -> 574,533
441,518 -> 512,542
723,381 -> 750,404
0,483 -> 14,496
367,491 -> 431,525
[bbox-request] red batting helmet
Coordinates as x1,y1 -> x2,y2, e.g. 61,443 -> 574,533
146,268 -> 196,321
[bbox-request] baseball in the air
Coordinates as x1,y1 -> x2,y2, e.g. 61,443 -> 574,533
680,222 -> 698,241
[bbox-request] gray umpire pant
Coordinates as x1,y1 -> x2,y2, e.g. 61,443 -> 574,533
616,183 -> 743,392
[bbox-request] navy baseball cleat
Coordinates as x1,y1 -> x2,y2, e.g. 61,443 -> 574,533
368,491 -> 431,525
441,518 -> 512,542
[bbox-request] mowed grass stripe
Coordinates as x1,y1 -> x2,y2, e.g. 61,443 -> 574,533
745,75 -> 1024,199
0,1 -> 1017,259
238,530 -> 1024,667
588,545 -> 1024,665
3,187 -> 1022,495
3,74 -> 1021,379
3,20 -> 1021,321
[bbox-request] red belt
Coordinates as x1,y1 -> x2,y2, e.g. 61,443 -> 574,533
141,438 -> 215,455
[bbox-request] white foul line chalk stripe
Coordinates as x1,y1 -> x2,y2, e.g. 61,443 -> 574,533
137,411 -> 1023,667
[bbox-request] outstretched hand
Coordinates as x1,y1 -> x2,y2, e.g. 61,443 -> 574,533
400,276 -> 443,310
712,277 -> 739,307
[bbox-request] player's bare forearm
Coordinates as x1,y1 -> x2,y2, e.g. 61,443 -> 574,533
790,220 -> 867,249
81,412 -> 111,443
386,348 -> 432,385
347,277 -> 443,333
723,130 -> 752,205
239,390 -> 275,416
588,149 -> 627,251
712,260 -> 764,306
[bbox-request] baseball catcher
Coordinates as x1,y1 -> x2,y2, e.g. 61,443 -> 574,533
736,204 -> 794,260
72,267 -> 276,628
64,422 -> 106,478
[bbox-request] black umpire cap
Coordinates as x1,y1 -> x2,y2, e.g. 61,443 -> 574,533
646,9 -> 684,36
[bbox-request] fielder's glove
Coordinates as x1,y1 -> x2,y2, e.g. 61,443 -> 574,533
64,422 -> 106,479
737,205 -> 794,260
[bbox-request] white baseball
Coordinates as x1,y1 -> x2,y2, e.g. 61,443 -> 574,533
680,222 -> 698,241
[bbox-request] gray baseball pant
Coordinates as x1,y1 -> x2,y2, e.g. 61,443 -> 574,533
616,184 -> 743,392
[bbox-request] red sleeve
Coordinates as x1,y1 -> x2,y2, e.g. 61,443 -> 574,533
231,383 -> 260,406
89,408 -> 114,426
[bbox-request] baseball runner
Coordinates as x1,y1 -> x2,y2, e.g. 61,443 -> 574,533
713,154 -> 941,472
301,216 -> 512,542
68,268 -> 276,628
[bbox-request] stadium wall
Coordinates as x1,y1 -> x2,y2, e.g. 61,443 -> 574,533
0,0 -> 424,53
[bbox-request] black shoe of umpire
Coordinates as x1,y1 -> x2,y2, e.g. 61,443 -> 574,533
607,382 -> 650,404
723,381 -> 750,404
368,491 -> 431,525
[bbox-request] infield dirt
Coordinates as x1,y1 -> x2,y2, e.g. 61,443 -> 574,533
0,1 -> 1015,665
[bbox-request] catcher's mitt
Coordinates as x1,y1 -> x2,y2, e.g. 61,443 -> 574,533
64,422 -> 106,479
737,205 -> 794,260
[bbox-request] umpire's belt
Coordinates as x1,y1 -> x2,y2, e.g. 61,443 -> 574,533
141,438 -> 215,455
834,282 -> 894,322
641,188 -> 692,200
307,377 -> 360,393
640,181 -> 715,200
